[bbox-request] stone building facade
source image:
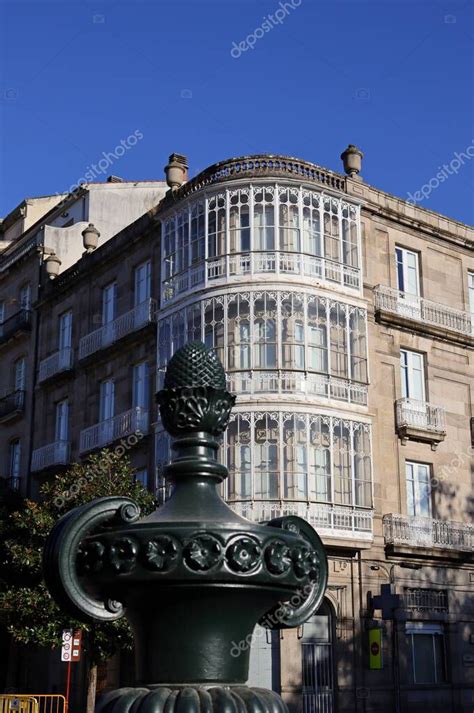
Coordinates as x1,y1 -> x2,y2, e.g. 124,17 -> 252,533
1,151 -> 473,712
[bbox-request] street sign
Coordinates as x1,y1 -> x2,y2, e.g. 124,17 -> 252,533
369,628 -> 383,669
61,629 -> 82,662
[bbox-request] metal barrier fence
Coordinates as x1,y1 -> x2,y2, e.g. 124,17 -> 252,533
0,697 -> 66,713
0,697 -> 38,713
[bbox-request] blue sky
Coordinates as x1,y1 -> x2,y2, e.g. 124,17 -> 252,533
1,0 -> 473,224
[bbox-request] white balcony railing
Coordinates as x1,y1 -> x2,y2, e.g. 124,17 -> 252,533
374,285 -> 472,336
31,440 -> 70,471
162,253 -> 361,304
384,514 -> 474,553
396,398 -> 446,434
228,371 -> 368,405
79,407 -> 149,454
231,501 -> 373,539
38,347 -> 73,383
157,370 -> 368,406
79,299 -> 156,360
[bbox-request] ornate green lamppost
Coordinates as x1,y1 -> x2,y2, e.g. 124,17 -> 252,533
43,342 -> 328,712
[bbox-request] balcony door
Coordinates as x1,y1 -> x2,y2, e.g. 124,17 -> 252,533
19,283 -> 31,311
102,282 -> 117,345
406,461 -> 432,520
134,261 -> 151,306
99,380 -> 115,444
302,600 -> 335,713
55,399 -> 69,442
133,362 -> 149,434
396,247 -> 420,317
469,272 -> 474,332
400,349 -> 425,402
59,311 -> 72,350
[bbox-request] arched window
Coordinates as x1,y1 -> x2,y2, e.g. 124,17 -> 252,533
330,302 -> 348,378
281,294 -> 305,369
323,198 -> 340,263
310,416 -> 331,502
227,414 -> 252,500
308,296 -> 328,373
254,294 -> 277,368
283,414 -> 308,499
254,413 -> 279,499
303,191 -> 322,256
333,420 -> 352,505
208,194 -> 226,258
228,294 -> 251,370
190,202 -> 205,264
254,188 -> 275,251
229,189 -> 250,253
204,298 -> 225,365
279,188 -> 300,252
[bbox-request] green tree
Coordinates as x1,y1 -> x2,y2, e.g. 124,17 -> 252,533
0,449 -> 156,713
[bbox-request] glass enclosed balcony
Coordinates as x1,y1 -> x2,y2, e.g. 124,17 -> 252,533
158,290 -> 369,406
161,186 -> 361,304
156,410 -> 374,540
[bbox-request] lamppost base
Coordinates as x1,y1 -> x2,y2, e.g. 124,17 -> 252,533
96,685 -> 289,713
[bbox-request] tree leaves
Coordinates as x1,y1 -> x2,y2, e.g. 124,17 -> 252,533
0,449 -> 156,665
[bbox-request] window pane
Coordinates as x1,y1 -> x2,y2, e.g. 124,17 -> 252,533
413,634 -> 436,683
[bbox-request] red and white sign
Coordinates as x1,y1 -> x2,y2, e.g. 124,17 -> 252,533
61,629 -> 82,662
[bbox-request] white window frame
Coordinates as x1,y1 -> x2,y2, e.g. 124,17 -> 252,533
99,380 -> 115,422
468,271 -> 474,315
19,284 -> 32,310
134,261 -> 151,307
102,282 -> 117,326
133,361 -> 149,410
58,311 -> 72,350
400,349 -> 426,402
55,399 -> 69,442
406,461 -> 432,518
9,439 -> 21,480
14,357 -> 26,392
396,247 -> 420,296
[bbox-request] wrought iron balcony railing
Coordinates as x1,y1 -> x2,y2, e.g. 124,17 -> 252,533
383,514 -> 474,553
0,309 -> 32,344
31,440 -> 71,472
162,253 -> 360,304
38,347 -> 73,383
79,299 -> 156,360
0,390 -> 25,422
79,407 -> 149,454
230,502 -> 373,539
374,285 -> 472,337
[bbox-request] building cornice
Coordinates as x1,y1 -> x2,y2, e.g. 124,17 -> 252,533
157,154 -> 348,212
